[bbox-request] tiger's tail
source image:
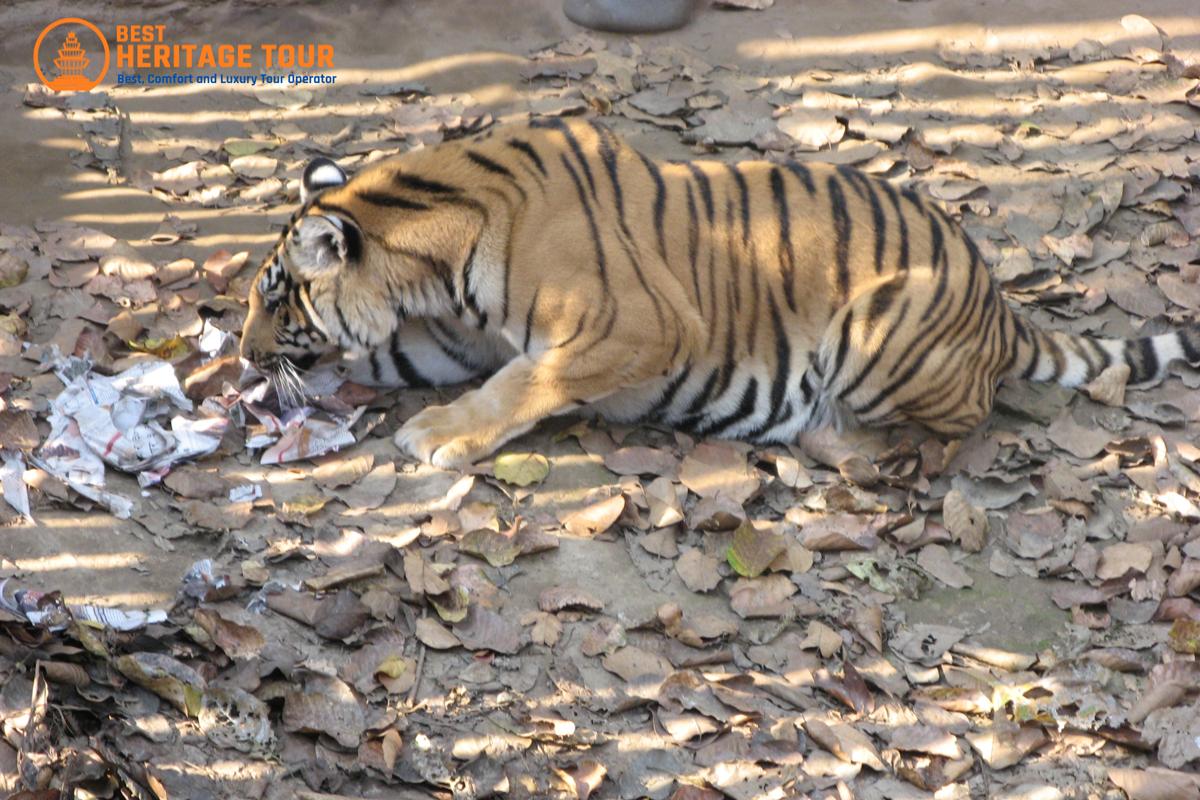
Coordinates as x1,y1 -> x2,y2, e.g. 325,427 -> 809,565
1007,315 -> 1200,387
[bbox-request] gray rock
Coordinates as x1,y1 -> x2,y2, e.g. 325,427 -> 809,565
563,0 -> 694,33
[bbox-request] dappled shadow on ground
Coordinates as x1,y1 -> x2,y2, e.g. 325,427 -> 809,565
1,1 -> 1200,798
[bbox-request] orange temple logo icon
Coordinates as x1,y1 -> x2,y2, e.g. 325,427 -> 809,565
34,18 -> 110,92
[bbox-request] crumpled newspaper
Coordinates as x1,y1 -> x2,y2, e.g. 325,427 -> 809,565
238,365 -> 365,465
0,578 -> 167,632
32,354 -> 229,518
179,558 -> 232,602
0,451 -> 32,522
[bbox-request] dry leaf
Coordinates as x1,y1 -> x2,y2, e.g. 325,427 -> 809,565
460,528 -> 522,567
313,452 -> 375,489
1109,767 -> 1200,800
726,519 -> 786,578
539,586 -> 604,613
415,617 -> 461,650
454,606 -> 523,654
1096,542 -> 1153,580
942,489 -> 987,552
523,611 -> 563,646
601,645 -> 673,682
645,475 -> 685,527
282,674 -> 365,748
800,620 -> 844,658
804,719 -> 884,770
965,722 -> 1047,769
1084,363 -> 1131,406
604,446 -> 678,477
676,548 -> 723,593
192,608 -> 265,661
493,452 -> 550,486
559,494 -> 625,536
728,574 -> 797,618
679,442 -> 759,504
555,759 -> 607,800
918,544 -> 974,589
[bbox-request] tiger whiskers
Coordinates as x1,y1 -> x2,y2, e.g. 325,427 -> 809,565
270,356 -> 309,411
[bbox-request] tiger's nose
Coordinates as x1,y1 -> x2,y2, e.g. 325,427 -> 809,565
240,338 -> 263,366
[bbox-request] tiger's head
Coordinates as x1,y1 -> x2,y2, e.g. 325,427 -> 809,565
240,152 -> 484,401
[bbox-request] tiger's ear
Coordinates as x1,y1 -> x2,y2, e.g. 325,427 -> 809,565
291,214 -> 353,278
301,157 -> 347,204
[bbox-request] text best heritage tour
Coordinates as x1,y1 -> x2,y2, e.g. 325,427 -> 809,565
114,25 -> 334,70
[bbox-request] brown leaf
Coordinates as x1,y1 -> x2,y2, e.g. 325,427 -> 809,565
266,587 -> 365,638
48,261 -> 98,289
1097,542 -> 1153,580
773,454 -> 812,488
679,442 -> 759,504
1047,410 -> 1113,458
183,354 -> 242,401
522,611 -> 563,646
559,494 -> 625,537
341,633 -> 413,694
851,602 -> 884,651
768,540 -> 814,574
637,527 -> 678,559
193,608 -> 265,661
645,475 -> 685,528
676,548 -> 723,593
603,446 -> 678,478
201,249 -> 248,292
114,652 -> 206,716
182,499 -> 253,532
0,410 -> 39,451
788,509 -> 884,551
1168,619 -> 1200,654
454,606 -> 523,654
163,465 -> 230,496
554,759 -> 606,800
918,544 -> 974,589
729,574 -> 797,618
415,617 -> 461,650
887,725 -> 963,759
965,722 -> 1047,769
669,786 -> 725,800
314,590 -> 371,640
800,620 -> 844,658
338,461 -> 397,510
1129,680 -> 1189,725
892,624 -> 966,665
539,586 -> 604,613
313,452 -> 375,489
404,550 -> 451,595
601,645 -> 673,682
303,559 -> 385,592
1108,767 -> 1200,800
942,489 -> 987,552
804,719 -> 884,770
460,528 -> 522,567
726,519 -> 786,578
1084,363 -> 1131,407
282,674 -> 365,748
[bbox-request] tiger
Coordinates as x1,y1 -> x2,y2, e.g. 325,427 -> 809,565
239,117 -> 1200,471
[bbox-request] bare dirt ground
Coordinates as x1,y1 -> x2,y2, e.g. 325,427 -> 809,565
1,1 -> 1200,798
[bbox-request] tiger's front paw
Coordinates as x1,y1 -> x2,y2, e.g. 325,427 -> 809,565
394,405 -> 491,469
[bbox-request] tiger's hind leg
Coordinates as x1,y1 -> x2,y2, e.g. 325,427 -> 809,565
814,267 -> 1010,439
